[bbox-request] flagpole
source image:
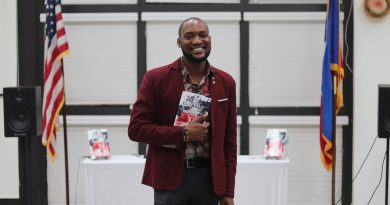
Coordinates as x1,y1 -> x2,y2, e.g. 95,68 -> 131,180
62,103 -> 70,205
332,76 -> 337,205
61,59 -> 70,205
385,137 -> 389,205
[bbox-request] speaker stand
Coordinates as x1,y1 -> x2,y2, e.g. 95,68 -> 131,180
386,137 -> 389,205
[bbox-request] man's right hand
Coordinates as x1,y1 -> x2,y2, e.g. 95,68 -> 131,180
186,114 -> 210,142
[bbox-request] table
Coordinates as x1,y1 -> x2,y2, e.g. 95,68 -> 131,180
83,155 -> 289,205
235,155 -> 289,205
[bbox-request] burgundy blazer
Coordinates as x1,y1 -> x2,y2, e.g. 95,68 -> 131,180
128,58 -> 237,197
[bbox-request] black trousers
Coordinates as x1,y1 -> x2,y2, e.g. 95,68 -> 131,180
154,165 -> 219,205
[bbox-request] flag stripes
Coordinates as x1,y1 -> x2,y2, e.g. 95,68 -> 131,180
42,0 -> 69,161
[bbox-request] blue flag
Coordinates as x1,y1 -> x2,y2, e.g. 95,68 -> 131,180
320,0 -> 344,171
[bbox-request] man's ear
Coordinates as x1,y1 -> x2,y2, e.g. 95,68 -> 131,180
177,38 -> 181,48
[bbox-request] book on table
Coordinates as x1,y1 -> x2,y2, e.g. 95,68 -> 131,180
264,129 -> 288,160
88,129 -> 111,160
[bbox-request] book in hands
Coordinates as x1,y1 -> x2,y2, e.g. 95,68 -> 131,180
174,91 -> 211,127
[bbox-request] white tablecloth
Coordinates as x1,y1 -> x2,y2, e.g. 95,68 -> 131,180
83,155 -> 289,205
235,156 -> 289,205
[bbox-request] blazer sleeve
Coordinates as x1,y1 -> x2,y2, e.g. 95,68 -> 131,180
128,71 -> 184,150
224,78 -> 237,197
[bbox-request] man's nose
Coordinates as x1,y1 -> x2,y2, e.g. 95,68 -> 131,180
192,35 -> 202,44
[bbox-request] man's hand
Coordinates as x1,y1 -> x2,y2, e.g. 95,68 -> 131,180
220,196 -> 234,205
186,114 -> 209,142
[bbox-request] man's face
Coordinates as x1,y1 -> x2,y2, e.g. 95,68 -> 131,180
177,20 -> 211,63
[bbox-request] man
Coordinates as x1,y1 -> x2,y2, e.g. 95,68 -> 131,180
128,17 -> 237,205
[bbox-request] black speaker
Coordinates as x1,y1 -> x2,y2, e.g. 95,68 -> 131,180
378,84 -> 390,138
3,86 -> 42,137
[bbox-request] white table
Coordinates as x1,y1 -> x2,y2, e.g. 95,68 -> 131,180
83,155 -> 289,205
235,155 -> 289,205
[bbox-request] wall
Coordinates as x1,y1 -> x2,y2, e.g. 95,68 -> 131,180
0,0 -> 19,199
353,0 -> 390,204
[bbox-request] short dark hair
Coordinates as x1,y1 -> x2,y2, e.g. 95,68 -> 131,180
178,17 -> 209,38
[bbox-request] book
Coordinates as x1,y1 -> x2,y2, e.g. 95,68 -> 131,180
88,129 -> 111,160
174,91 -> 211,127
264,129 -> 288,160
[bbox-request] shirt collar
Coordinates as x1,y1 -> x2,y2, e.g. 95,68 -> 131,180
180,57 -> 214,83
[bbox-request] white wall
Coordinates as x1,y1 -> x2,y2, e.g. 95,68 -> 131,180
0,0 -> 19,199
0,0 -> 18,89
353,0 -> 390,204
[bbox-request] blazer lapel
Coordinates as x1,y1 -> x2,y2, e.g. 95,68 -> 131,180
170,59 -> 184,102
209,72 -> 222,137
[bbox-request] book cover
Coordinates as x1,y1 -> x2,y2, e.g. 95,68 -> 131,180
88,129 -> 111,160
264,129 -> 288,160
174,91 -> 211,127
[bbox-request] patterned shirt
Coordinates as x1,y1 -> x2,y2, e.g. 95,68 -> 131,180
181,58 -> 214,159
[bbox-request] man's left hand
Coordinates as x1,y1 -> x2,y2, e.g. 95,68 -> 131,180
220,196 -> 234,205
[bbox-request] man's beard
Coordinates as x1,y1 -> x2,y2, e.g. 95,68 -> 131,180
182,49 -> 211,63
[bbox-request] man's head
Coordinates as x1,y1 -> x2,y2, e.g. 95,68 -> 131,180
177,17 -> 211,63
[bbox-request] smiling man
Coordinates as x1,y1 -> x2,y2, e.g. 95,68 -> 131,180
128,17 -> 237,205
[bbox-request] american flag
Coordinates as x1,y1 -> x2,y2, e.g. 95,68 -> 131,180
42,0 -> 69,161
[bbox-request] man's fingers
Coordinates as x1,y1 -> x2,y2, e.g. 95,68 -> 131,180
193,114 -> 208,123
186,115 -> 210,142
192,116 -> 203,123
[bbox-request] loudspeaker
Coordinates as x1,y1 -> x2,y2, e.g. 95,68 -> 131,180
378,84 -> 390,138
3,86 -> 42,137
